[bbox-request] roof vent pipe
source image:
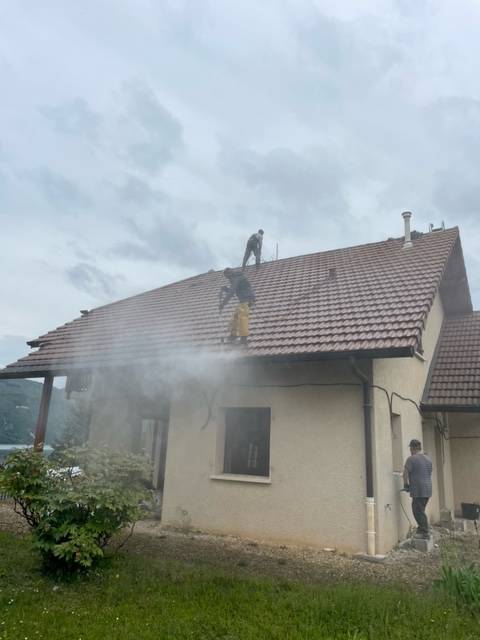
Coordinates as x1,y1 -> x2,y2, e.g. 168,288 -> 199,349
402,211 -> 413,248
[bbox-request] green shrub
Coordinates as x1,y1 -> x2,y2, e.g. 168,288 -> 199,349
0,446 -> 148,572
437,563 -> 480,614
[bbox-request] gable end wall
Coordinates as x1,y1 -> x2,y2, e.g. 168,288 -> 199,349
372,293 -> 451,553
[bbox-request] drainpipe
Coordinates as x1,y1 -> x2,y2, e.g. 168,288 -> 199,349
350,357 -> 375,556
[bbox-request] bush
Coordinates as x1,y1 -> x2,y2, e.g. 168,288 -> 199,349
0,447 -> 149,572
437,564 -> 480,614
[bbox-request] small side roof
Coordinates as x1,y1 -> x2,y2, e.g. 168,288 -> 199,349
422,312 -> 480,412
0,227 -> 471,378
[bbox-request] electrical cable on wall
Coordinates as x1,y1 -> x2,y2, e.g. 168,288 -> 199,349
199,387 -> 220,430
198,378 -> 480,439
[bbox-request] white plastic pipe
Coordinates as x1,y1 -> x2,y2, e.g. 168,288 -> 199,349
366,497 -> 376,556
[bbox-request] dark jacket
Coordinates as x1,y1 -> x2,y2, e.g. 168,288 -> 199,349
220,272 -> 255,309
247,232 -> 263,249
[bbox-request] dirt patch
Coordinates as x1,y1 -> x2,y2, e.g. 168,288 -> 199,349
0,501 -> 28,535
128,518 -> 480,590
2,502 -> 478,589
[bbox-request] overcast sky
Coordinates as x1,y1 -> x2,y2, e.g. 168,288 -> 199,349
1,0 -> 480,368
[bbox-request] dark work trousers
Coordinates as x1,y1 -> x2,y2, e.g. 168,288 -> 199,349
412,497 -> 429,535
242,241 -> 261,269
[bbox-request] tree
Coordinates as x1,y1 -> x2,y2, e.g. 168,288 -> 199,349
54,398 -> 92,450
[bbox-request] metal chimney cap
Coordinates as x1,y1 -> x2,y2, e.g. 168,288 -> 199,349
402,211 -> 412,219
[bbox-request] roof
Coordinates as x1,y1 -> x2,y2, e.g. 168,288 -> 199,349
0,227 -> 471,378
422,312 -> 480,411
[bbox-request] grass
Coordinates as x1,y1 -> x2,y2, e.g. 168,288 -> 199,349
0,532 -> 479,640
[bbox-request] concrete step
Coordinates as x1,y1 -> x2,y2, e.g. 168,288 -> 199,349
411,535 -> 434,552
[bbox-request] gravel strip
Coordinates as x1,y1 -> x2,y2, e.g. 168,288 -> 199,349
2,503 -> 478,590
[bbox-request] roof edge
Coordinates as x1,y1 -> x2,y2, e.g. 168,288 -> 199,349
421,316 -> 446,406
0,345 -> 415,379
421,403 -> 480,414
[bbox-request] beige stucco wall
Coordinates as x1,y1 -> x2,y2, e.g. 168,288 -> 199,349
372,293 -> 450,553
161,360 -> 369,553
449,413 -> 480,514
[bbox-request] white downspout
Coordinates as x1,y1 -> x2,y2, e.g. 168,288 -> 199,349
366,497 -> 376,556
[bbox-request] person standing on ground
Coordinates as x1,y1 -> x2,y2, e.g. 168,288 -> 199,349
242,229 -> 264,270
403,439 -> 433,539
219,268 -> 255,344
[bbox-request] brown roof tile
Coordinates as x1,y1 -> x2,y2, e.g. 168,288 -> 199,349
0,227 -> 469,377
422,312 -> 480,409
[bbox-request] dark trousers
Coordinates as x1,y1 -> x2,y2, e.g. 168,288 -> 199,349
412,497 -> 429,535
242,241 -> 261,269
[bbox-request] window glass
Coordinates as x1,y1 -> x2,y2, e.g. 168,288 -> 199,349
224,408 -> 270,476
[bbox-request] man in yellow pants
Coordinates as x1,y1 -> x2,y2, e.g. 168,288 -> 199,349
219,268 -> 256,344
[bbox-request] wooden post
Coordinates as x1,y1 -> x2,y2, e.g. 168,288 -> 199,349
33,374 -> 54,451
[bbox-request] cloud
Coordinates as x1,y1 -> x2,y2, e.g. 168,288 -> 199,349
433,169 -> 479,219
423,97 -> 480,221
66,263 -> 124,299
0,170 -> 8,202
111,215 -> 215,271
296,12 -> 402,92
0,335 -> 29,368
217,144 -> 351,244
220,145 -> 347,210
2,0 -> 480,354
114,175 -> 167,206
29,168 -> 92,211
121,79 -> 184,173
39,98 -> 101,138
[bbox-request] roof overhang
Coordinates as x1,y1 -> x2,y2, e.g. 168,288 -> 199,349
0,345 -> 415,380
0,368 -> 77,380
421,403 -> 480,414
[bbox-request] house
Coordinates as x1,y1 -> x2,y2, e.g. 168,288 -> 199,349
2,213 -> 479,555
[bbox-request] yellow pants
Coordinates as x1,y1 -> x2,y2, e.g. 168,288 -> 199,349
230,303 -> 250,337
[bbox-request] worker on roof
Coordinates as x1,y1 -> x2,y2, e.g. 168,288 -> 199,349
242,229 -> 264,270
219,268 -> 256,344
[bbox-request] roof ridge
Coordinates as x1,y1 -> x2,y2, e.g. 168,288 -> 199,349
255,226 -> 459,267
83,225 -> 462,317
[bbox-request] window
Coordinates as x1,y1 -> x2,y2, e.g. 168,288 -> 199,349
223,408 -> 271,477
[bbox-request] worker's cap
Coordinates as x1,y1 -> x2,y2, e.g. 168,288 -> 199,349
223,267 -> 234,276
258,229 -> 264,234
409,439 -> 422,449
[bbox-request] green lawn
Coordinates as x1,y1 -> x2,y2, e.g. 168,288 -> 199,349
0,531 -> 478,640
